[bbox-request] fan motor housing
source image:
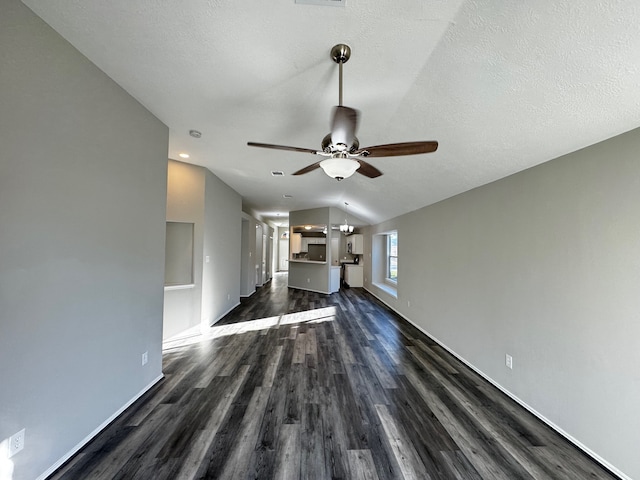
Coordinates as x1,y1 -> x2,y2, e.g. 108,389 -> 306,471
322,133 -> 359,153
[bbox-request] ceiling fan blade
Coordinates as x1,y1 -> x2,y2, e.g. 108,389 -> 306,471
330,106 -> 359,148
292,161 -> 322,176
356,160 -> 382,178
247,142 -> 319,155
355,141 -> 438,158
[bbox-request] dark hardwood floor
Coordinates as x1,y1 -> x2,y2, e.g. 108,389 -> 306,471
51,273 -> 619,479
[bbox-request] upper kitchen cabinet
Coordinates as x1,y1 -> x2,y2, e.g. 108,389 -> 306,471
291,232 -> 302,254
347,234 -> 364,255
301,236 -> 326,252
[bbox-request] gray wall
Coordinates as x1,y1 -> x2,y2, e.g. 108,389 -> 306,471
239,215 -> 273,296
240,213 -> 258,297
202,168 -> 242,326
164,160 -> 204,338
277,226 -> 289,271
330,206 -> 368,264
164,160 -> 242,339
289,208 -> 331,293
0,2 -> 168,479
363,128 -> 640,479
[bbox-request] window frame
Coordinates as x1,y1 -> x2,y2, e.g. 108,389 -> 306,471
385,231 -> 398,286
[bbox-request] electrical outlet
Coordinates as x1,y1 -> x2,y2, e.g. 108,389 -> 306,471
407,300 -> 411,307
505,354 -> 513,369
142,351 -> 148,366
227,293 -> 230,300
9,429 -> 25,457
307,278 -> 310,283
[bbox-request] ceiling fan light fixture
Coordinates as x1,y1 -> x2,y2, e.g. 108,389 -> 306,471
319,157 -> 359,181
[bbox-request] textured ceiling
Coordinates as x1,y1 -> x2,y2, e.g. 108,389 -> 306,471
22,0 -> 640,225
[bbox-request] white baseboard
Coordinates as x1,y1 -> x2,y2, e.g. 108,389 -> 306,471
209,301 -> 240,326
36,375 -> 164,480
363,287 -> 630,480
289,285 -> 331,295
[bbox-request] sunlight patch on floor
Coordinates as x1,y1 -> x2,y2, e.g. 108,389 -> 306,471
163,306 -> 337,352
210,316 -> 281,335
280,306 -> 337,325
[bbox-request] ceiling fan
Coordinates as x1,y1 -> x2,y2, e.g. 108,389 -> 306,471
247,44 -> 438,181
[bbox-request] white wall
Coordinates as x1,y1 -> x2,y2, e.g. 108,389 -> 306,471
164,160 -> 242,338
364,128 -> 640,479
0,2 -> 168,479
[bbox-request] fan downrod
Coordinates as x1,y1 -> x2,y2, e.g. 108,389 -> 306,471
330,44 -> 351,64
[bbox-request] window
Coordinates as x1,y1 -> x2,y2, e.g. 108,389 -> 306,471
387,231 -> 398,283
164,222 -> 194,286
372,230 -> 398,298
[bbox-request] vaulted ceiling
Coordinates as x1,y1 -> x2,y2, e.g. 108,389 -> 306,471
22,0 -> 640,225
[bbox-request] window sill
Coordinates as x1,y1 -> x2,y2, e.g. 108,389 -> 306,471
372,281 -> 397,299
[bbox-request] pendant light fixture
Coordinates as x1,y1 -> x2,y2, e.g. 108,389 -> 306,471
340,202 -> 354,234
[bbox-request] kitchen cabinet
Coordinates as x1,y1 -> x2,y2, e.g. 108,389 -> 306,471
344,264 -> 364,288
291,233 -> 302,254
330,266 -> 340,293
301,236 -> 326,252
348,234 -> 364,255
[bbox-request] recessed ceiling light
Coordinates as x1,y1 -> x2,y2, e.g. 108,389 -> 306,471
271,171 -> 284,176
189,130 -> 202,138
283,194 -> 293,198
304,225 -> 312,230
179,153 -> 190,159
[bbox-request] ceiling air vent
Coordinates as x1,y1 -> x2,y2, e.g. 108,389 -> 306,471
295,0 -> 345,6
283,194 -> 293,199
271,171 -> 285,176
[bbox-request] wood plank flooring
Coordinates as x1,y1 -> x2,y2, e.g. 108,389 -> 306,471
50,273 -> 620,479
